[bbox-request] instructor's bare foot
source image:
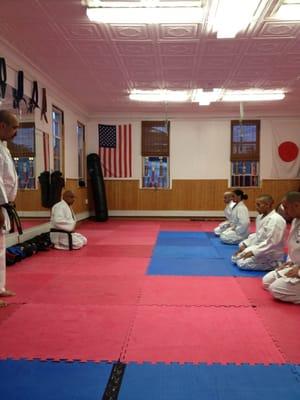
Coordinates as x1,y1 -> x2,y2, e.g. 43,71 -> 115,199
0,289 -> 15,297
0,300 -> 7,307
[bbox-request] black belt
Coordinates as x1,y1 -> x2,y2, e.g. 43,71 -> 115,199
2,203 -> 23,235
0,57 -> 7,99
28,81 -> 39,113
50,228 -> 73,250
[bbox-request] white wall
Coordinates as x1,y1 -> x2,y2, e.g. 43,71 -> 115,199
86,116 -> 300,183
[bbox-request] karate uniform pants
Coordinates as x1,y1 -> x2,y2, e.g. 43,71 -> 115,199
0,231 -> 6,293
263,268 -> 300,304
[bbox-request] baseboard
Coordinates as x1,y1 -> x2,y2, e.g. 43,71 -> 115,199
18,211 -> 51,217
108,210 -> 258,218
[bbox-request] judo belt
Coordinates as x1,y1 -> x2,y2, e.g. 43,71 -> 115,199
13,70 -> 27,110
50,228 -> 73,250
102,362 -> 126,400
41,88 -> 48,123
2,203 -> 23,235
28,81 -> 39,113
0,57 -> 7,99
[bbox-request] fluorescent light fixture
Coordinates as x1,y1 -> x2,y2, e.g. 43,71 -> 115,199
221,89 -> 285,102
210,0 -> 261,38
86,0 -> 204,24
129,88 -> 285,104
192,88 -> 222,105
129,89 -> 189,102
273,0 -> 300,20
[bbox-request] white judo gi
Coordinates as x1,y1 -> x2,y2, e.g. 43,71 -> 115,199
220,201 -> 250,244
214,200 -> 235,236
263,218 -> 300,304
50,199 -> 87,250
0,140 -> 18,293
233,210 -> 286,271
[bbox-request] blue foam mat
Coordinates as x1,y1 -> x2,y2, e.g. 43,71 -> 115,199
153,245 -> 220,258
147,257 -> 234,276
119,363 -> 300,400
158,232 -> 210,239
0,359 -> 112,400
148,232 -> 265,277
156,237 -> 211,246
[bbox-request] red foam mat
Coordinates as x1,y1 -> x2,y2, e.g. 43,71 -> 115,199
78,244 -> 154,258
0,304 -> 135,361
140,276 -> 250,306
5,272 -> 56,304
0,304 -> 22,325
8,256 -> 150,276
30,275 -> 143,306
255,303 -> 300,363
236,278 -> 274,306
94,233 -> 158,245
123,306 -> 284,364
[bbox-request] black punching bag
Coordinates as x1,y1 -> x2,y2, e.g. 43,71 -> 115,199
87,153 -> 108,221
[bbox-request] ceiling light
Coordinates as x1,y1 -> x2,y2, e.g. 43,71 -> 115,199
85,0 -> 204,24
129,89 -> 189,102
273,0 -> 300,20
209,0 -> 262,38
221,89 -> 285,102
192,89 -> 222,105
129,88 -> 286,104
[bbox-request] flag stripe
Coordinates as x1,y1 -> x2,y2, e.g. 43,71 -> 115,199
99,124 -> 132,178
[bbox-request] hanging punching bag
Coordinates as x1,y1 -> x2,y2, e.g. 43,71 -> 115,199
87,153 -> 108,221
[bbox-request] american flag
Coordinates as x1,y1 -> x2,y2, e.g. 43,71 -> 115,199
98,124 -> 132,178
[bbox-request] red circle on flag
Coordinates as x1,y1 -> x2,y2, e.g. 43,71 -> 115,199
278,141 -> 299,162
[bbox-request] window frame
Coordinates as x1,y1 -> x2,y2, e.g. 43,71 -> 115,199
52,105 -> 65,173
8,121 -> 36,190
230,119 -> 260,188
77,120 -> 86,186
141,120 -> 170,189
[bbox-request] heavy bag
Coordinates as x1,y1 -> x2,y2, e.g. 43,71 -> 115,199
49,171 -> 65,207
38,171 -> 51,208
87,153 -> 108,221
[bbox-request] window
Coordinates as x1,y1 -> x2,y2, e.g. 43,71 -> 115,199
230,120 -> 260,187
141,121 -> 170,188
77,121 -> 86,186
8,122 -> 36,189
52,106 -> 64,172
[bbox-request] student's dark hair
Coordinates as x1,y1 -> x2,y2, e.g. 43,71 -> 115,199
233,189 -> 248,200
0,110 -> 17,126
257,194 -> 274,204
283,191 -> 300,203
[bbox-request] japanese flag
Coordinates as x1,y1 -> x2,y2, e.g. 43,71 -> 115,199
270,121 -> 300,178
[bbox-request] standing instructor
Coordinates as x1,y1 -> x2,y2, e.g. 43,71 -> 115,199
0,110 -> 19,307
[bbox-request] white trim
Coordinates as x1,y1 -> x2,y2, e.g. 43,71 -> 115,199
19,211 -> 51,218
5,222 -> 50,247
6,213 -> 90,247
76,211 -> 90,221
108,210 -> 258,218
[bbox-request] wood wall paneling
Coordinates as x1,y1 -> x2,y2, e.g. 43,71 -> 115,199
104,179 -> 300,212
15,179 -> 89,213
15,178 -> 300,213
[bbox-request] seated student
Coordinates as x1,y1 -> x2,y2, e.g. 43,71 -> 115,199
232,195 -> 286,271
214,191 -> 235,236
263,191 -> 300,304
50,190 -> 87,250
220,189 -> 250,244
